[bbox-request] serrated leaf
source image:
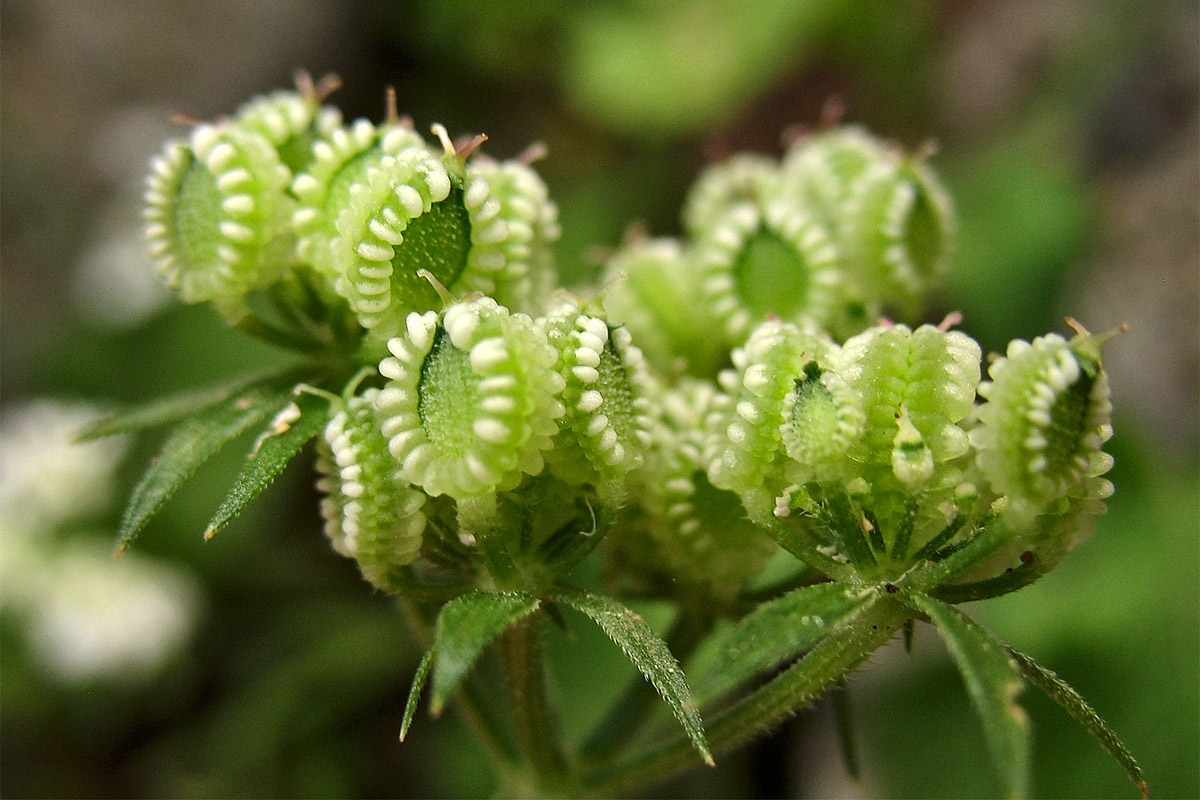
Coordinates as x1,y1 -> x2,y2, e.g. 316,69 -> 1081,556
554,589 -> 712,766
1004,645 -> 1147,798
77,364 -> 307,442
204,391 -> 331,539
700,582 -> 876,703
400,648 -> 434,742
116,383 -> 295,553
902,589 -> 1030,799
430,591 -> 541,715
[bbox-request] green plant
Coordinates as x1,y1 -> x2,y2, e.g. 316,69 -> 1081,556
89,74 -> 1145,798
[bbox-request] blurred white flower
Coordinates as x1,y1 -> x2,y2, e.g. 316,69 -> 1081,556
0,400 -> 130,535
24,539 -> 201,682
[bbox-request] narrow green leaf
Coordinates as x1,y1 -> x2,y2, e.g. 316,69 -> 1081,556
901,590 -> 1030,799
699,582 -> 876,703
77,364 -> 306,442
204,391 -> 331,539
400,648 -> 435,742
554,589 -> 712,766
1004,645 -> 1147,798
430,591 -> 541,715
116,383 -> 294,553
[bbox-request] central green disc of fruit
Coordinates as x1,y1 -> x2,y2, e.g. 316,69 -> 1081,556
176,156 -> 222,267
784,366 -> 838,460
1043,364 -> 1093,479
734,228 -> 809,321
418,328 -> 482,456
394,185 -> 472,308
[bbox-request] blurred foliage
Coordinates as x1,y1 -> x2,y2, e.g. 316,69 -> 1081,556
1,0 -> 1195,797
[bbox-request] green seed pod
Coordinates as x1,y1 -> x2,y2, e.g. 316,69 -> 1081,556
681,153 -> 780,237
694,194 -> 842,344
233,89 -> 343,175
709,319 -> 836,521
831,323 -> 981,546
465,154 -> 561,314
316,388 -> 428,589
617,378 -> 773,603
779,126 -> 954,326
839,155 -> 954,316
970,330 -> 1114,526
144,122 -> 292,304
779,125 -> 892,231
375,297 -> 564,499
326,148 -> 458,337
291,119 -> 430,278
600,236 -> 723,378
540,300 -> 653,493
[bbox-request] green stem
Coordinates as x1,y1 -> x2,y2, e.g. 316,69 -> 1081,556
584,596 -> 911,797
500,613 -> 572,794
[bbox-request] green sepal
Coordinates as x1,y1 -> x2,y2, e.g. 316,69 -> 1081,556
429,591 -> 541,715
552,589 -> 712,766
204,389 -> 331,539
900,589 -> 1030,799
77,365 -> 306,442
1004,645 -> 1147,798
699,582 -> 876,703
400,648 -> 435,742
116,380 -> 301,553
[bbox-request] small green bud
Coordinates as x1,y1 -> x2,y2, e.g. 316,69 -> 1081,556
317,388 -> 428,588
375,297 -> 564,499
144,123 -> 292,304
779,361 -> 864,485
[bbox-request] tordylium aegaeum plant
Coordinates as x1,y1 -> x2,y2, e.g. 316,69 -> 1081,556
87,72 -> 1144,798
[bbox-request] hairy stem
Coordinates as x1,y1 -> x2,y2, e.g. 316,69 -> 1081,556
500,613 -> 572,795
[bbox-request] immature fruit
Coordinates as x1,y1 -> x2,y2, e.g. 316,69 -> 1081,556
291,119 -> 430,278
693,195 -> 841,343
621,379 -> 773,602
709,320 -> 836,521
144,123 -> 292,304
971,330 -> 1114,526
233,88 -> 342,175
375,297 -> 564,499
682,153 -> 780,237
540,301 -> 652,491
317,389 -> 427,588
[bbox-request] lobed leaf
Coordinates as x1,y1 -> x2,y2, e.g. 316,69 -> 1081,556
699,582 -> 877,703
116,382 -> 297,553
1004,645 -> 1147,798
901,589 -> 1030,799
553,589 -> 712,765
429,591 -> 541,715
204,390 -> 331,539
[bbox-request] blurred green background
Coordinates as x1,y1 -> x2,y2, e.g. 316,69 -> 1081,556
2,1 -> 1196,797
